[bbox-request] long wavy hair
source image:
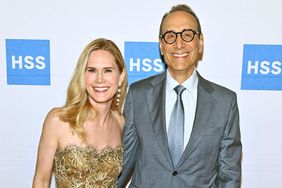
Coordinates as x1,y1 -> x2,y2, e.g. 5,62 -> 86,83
59,38 -> 127,142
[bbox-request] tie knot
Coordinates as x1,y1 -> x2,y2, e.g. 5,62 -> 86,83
174,85 -> 186,96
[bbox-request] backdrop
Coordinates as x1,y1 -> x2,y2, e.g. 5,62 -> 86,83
1,0 -> 282,187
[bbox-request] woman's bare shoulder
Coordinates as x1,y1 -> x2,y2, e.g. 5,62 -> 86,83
112,110 -> 125,130
42,107 -> 66,131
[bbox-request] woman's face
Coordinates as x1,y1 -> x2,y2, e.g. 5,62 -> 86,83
85,50 -> 123,106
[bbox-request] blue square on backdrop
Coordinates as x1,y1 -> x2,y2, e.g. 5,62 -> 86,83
124,41 -> 165,85
6,39 -> 50,85
241,44 -> 282,90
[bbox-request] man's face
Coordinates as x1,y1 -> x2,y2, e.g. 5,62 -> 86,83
159,11 -> 203,81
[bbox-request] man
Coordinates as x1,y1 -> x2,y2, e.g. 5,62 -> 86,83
119,4 -> 242,188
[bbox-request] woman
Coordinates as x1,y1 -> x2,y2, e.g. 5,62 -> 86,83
32,38 -> 127,188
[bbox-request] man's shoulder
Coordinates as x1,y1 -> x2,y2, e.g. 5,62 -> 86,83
199,75 -> 236,97
130,72 -> 164,89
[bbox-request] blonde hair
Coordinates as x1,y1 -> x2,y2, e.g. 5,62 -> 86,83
59,38 -> 127,141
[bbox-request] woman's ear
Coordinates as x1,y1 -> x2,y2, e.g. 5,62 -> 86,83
119,69 -> 126,86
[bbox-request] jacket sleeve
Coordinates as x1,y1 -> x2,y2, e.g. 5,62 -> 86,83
216,94 -> 242,188
118,86 -> 139,188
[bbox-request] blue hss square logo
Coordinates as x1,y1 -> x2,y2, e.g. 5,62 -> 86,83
124,41 -> 165,85
241,44 -> 282,90
6,39 -> 50,85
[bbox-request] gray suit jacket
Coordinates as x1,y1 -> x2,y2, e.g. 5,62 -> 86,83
118,71 -> 242,188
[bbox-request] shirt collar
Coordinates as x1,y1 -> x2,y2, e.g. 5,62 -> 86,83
166,69 -> 198,92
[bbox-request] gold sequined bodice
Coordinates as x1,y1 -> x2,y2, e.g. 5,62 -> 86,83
54,144 -> 124,188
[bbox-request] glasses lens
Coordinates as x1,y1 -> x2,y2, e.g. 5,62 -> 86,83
182,30 -> 194,42
164,31 -> 176,44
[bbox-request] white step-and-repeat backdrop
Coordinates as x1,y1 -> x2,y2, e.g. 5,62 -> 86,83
1,0 -> 281,187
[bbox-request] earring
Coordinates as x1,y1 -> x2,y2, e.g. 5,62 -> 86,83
116,85 -> 121,107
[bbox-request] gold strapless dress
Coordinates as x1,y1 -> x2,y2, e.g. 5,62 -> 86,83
54,144 -> 124,188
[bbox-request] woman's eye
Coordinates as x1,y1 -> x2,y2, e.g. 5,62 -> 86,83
104,69 -> 113,73
87,68 -> 96,73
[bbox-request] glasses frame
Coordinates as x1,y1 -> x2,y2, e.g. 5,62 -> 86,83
160,29 -> 200,44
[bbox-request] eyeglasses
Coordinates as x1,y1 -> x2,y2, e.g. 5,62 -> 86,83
160,29 -> 200,44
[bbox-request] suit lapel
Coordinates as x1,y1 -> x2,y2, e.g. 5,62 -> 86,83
177,74 -> 215,167
146,72 -> 173,166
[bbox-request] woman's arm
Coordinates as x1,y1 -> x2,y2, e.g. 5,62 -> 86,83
32,109 -> 60,188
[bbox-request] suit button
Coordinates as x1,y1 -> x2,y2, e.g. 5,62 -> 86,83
172,171 -> 178,176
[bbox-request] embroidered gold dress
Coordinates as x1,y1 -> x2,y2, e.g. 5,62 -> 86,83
54,144 -> 124,188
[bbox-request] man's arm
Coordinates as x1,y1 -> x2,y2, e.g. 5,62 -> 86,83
216,94 -> 242,188
118,87 -> 139,188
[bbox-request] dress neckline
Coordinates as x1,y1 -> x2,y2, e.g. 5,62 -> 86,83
56,144 -> 124,155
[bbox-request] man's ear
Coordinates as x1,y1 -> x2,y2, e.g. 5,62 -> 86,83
159,39 -> 164,56
198,34 -> 204,54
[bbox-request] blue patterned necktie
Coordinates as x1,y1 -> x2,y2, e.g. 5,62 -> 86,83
168,85 -> 186,167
